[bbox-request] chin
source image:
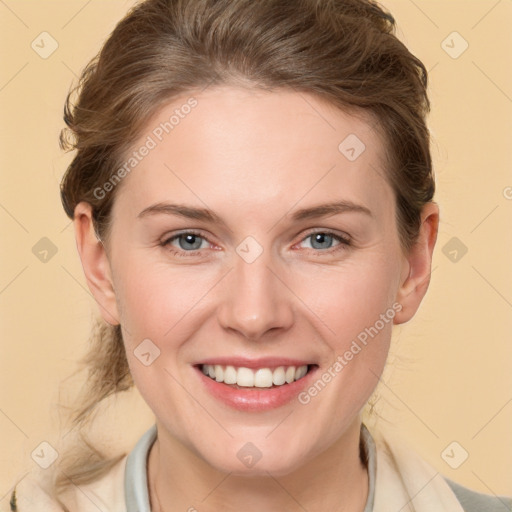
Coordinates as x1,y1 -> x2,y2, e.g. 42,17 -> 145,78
212,457 -> 301,478
199,441 -> 307,477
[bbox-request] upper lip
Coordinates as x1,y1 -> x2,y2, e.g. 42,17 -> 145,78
194,357 -> 316,370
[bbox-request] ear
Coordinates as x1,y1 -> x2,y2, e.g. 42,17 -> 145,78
73,202 -> 120,325
393,202 -> 439,325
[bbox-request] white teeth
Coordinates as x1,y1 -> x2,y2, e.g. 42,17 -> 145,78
295,365 -> 308,380
285,366 -> 296,384
223,365 -> 237,384
214,365 -> 224,382
237,367 -> 254,387
200,364 -> 310,388
254,368 -> 273,388
272,366 -> 286,385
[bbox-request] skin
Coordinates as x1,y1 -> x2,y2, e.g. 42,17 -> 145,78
74,85 -> 439,511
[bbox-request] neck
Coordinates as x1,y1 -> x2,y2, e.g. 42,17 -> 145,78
147,419 -> 369,512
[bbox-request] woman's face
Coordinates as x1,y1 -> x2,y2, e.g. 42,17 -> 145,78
82,85 -> 435,475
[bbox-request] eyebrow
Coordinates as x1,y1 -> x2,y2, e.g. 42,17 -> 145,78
289,200 -> 373,221
137,200 -> 373,224
138,202 -> 226,224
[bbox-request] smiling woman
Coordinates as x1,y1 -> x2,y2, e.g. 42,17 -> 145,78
6,0 -> 511,511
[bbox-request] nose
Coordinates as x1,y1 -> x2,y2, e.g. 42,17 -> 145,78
216,248 -> 294,341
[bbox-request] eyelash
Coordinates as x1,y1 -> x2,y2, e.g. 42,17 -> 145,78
160,229 -> 352,258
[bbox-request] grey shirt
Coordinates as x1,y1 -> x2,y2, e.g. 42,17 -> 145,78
124,424 -> 511,511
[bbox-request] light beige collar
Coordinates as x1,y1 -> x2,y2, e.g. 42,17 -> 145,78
373,433 -> 464,512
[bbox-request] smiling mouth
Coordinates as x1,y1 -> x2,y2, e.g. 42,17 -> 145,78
197,363 -> 318,389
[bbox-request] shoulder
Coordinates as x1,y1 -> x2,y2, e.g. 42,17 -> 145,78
444,478 -> 512,512
369,426 -> 511,512
4,456 -> 128,512
2,474 -> 63,512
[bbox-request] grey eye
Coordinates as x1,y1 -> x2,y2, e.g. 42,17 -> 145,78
308,233 -> 336,250
177,234 -> 204,250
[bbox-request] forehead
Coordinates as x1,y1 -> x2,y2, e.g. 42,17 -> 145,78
112,85 -> 392,220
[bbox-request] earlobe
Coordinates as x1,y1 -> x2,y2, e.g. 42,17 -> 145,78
393,202 -> 440,325
73,202 -> 120,326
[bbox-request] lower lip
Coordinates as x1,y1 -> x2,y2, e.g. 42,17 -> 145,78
194,365 -> 319,412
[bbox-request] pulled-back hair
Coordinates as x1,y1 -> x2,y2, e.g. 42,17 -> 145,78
56,0 -> 434,502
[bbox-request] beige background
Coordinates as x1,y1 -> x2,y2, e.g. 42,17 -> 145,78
1,0 -> 511,503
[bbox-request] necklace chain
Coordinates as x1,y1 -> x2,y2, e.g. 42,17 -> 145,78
150,461 -> 163,512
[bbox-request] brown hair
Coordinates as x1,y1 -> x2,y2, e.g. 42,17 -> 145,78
56,0 -> 434,502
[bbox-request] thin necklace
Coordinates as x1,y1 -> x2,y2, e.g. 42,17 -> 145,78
149,448 -> 164,512
149,444 -> 369,511
150,472 -> 164,512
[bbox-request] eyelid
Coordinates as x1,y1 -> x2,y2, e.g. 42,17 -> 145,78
161,229 -> 215,251
162,228 -> 209,243
161,228 -> 350,245
292,229 -> 352,254
298,228 -> 351,244
161,228 -> 351,257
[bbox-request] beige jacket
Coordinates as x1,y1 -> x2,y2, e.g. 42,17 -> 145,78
4,429 -> 510,512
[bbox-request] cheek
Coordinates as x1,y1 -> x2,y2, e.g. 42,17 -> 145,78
293,255 -> 399,339
113,230 -> 401,349
294,267 -> 395,423
112,258 -> 214,345
291,255 -> 398,406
